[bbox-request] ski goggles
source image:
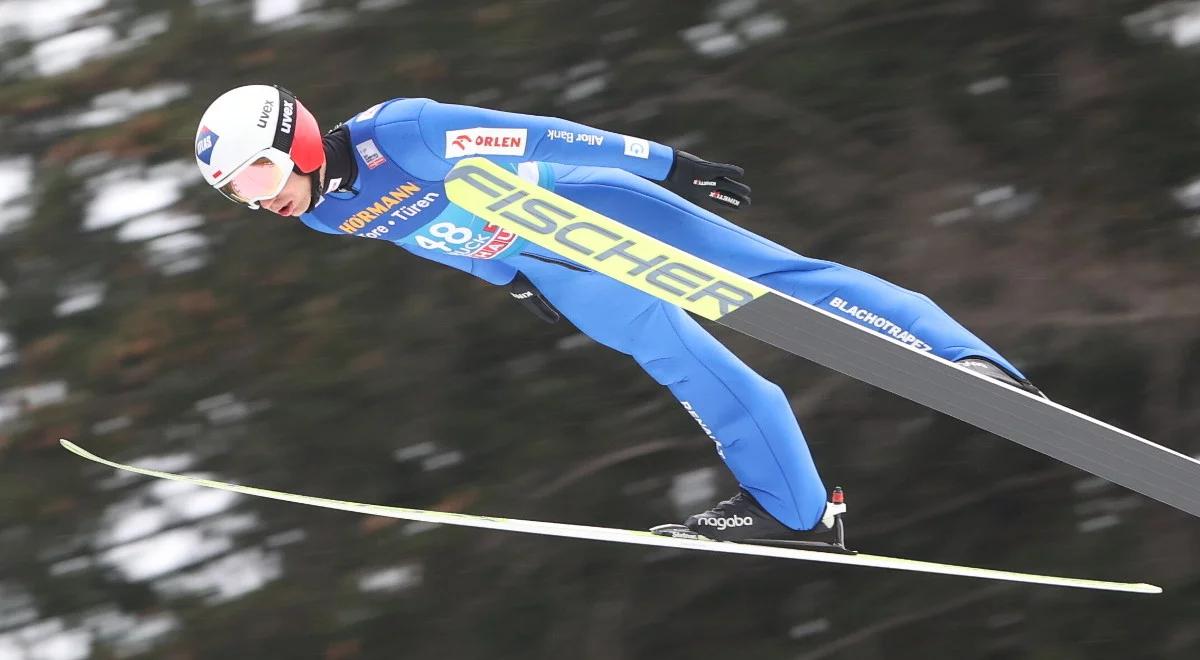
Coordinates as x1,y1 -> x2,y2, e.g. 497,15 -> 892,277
216,147 -> 294,209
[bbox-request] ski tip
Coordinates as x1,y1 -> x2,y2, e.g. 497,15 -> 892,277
1134,583 -> 1164,595
59,438 -> 89,458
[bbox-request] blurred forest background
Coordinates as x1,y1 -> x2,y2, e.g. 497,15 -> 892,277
1,0 -> 1199,658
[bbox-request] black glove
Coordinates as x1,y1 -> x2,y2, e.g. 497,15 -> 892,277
660,150 -> 752,210
509,272 -> 560,324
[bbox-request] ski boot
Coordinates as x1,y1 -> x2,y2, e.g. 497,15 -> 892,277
651,487 -> 854,555
955,356 -> 1045,398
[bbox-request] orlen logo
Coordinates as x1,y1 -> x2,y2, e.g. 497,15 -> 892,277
694,516 -> 753,531
195,126 -> 219,165
445,128 -> 528,158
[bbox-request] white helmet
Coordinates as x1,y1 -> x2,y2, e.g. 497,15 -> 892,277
195,85 -> 324,208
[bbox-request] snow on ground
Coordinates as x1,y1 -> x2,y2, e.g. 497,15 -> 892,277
128,11 -> 169,42
144,231 -> 211,276
0,607 -> 180,660
0,401 -> 16,427
560,75 -> 608,104
3,5 -> 171,80
0,381 -> 69,421
1124,2 -> 1200,47
84,170 -> 184,231
154,546 -> 283,604
31,25 -> 116,77
54,282 -> 106,317
20,381 -> 67,409
94,472 -> 281,605
100,526 -> 231,581
681,22 -> 745,58
358,0 -> 410,10
254,0 -> 306,23
31,82 -> 190,134
788,618 -> 832,640
93,450 -> 201,490
713,0 -> 758,20
0,156 -> 34,235
116,212 -> 203,243
967,76 -> 1011,95
1170,10 -> 1200,46
84,160 -> 204,266
422,450 -> 463,471
738,12 -> 786,42
0,618 -> 92,660
0,0 -> 105,40
931,183 -> 1040,226
666,467 -> 719,516
357,564 -> 423,593
680,0 -> 787,58
0,582 -> 37,630
118,451 -> 196,473
393,441 -> 438,462
0,332 -> 14,369
91,415 -> 132,435
1173,175 -> 1200,209
96,477 -> 242,548
194,392 -> 255,425
84,610 -> 179,657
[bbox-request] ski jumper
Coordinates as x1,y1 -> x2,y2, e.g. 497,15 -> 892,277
299,99 -> 1026,531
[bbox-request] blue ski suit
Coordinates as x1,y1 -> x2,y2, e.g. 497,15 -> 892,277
299,99 -> 1025,531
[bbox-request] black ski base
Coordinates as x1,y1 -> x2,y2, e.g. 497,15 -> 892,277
740,513 -> 856,555
738,538 -> 857,555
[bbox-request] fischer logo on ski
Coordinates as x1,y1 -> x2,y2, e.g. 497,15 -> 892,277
445,160 -> 769,319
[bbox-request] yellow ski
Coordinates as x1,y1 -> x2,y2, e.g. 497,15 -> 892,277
61,440 -> 1160,594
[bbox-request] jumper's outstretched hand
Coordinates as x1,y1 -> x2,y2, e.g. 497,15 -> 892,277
660,150 -> 752,210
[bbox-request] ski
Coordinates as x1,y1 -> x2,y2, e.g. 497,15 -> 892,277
60,439 -> 1159,593
444,159 -> 1200,520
